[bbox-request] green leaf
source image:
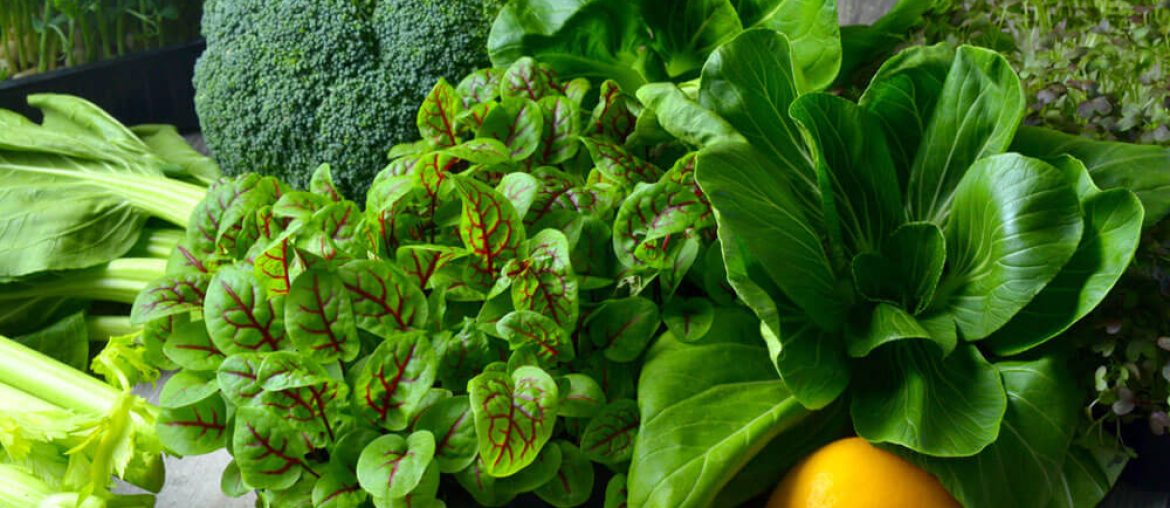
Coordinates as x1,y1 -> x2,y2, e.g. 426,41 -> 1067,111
556,373 -> 606,418
696,141 -> 842,331
159,370 -> 220,408
662,297 -> 714,343
581,138 -> 663,187
537,95 -> 582,166
534,441 -> 594,507
417,78 -> 462,148
216,352 -> 264,406
396,245 -> 468,289
906,355 -> 1082,507
157,394 -> 229,456
436,319 -> 499,390
262,379 -> 349,448
455,177 -> 527,288
312,463 -> 366,508
938,154 -> 1084,340
256,351 -> 330,391
130,123 -> 221,185
1048,440 -> 1128,508
445,139 -> 512,166
457,68 -> 502,107
469,365 -> 559,477
641,0 -> 742,78
233,405 -> 311,490
356,431 -> 436,500
353,331 -> 437,431
851,342 -> 1006,457
852,222 -> 945,314
496,310 -> 575,365
164,319 -> 225,371
612,180 -> 708,270
13,311 -> 89,370
513,229 -> 579,329
310,163 -> 343,202
735,0 -> 841,92
455,457 -> 517,507
501,57 -> 557,102
589,80 -> 639,142
500,442 -> 562,493
845,303 -> 936,358
580,398 -> 639,464
478,97 -> 543,161
338,260 -> 428,336
497,173 -> 541,219
902,46 -> 1025,222
130,273 -> 211,325
1011,126 -> 1170,226
790,92 -> 903,255
205,264 -> 288,354
604,474 -> 628,508
635,83 -> 744,148
587,296 -> 660,363
628,312 -> 819,508
221,460 -> 249,498
286,268 -> 360,362
835,0 -> 936,86
253,232 -> 297,297
414,395 -> 478,474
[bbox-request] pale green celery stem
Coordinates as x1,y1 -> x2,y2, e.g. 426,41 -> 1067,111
0,464 -> 53,508
0,335 -> 119,419
141,229 -> 183,259
86,316 -> 138,341
2,258 -> 166,304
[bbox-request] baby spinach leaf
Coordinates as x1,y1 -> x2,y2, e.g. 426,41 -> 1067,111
469,365 -> 559,477
501,57 -> 558,102
356,431 -> 436,500
285,268 -> 360,362
353,332 -> 437,431
590,80 -> 639,142
534,441 -> 594,507
414,395 -> 478,474
157,394 -> 229,456
396,245 -> 468,289
580,398 -> 639,464
205,264 -> 288,354
233,405 -> 311,490
262,379 -> 349,447
163,319 -> 225,371
586,296 -> 660,363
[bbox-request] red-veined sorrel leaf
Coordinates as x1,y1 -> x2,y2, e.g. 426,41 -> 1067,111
418,78 -> 462,148
501,57 -> 556,102
256,351 -> 330,391
583,354 -> 635,401
299,202 -> 370,261
167,236 -> 222,275
366,174 -> 419,215
233,405 -> 312,490
205,264 -> 287,354
377,462 -> 442,508
612,180 -> 708,269
478,97 -> 543,161
261,377 -> 349,447
274,190 -> 330,225
588,297 -> 660,363
253,235 -> 298,297
215,175 -> 284,257
455,176 -> 527,288
513,229 -> 579,330
496,310 -> 575,365
497,173 -> 541,219
590,80 -> 637,142
457,68 -> 502,108
460,101 -> 499,133
570,215 -> 617,281
164,319 -> 226,371
455,457 -> 518,506
525,167 -> 577,226
579,399 -> 639,464
604,473 -> 628,508
500,440 -> 562,493
564,77 -> 590,106
221,460 -> 248,497
130,273 -> 210,325
658,236 -> 701,300
556,374 -> 606,418
158,393 -> 229,456
217,352 -> 264,406
310,163 -> 343,202
417,152 -> 459,216
414,395 -> 478,473
333,429 -> 381,470
396,245 -> 468,289
414,388 -> 454,423
311,463 -> 366,508
534,441 -> 594,507
186,174 -> 280,257
356,431 -> 436,499
507,346 -> 543,372
436,319 -> 499,390
663,297 -> 715,343
581,138 -> 663,187
353,331 -> 437,431
537,95 -> 580,165
468,365 -> 559,477
159,369 -> 219,408
446,138 -> 512,165
285,268 -> 360,362
338,260 -> 429,335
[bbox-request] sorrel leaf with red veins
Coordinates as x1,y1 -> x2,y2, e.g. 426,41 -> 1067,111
497,173 -> 541,219
446,138 -> 512,165
436,319 -> 499,391
414,395 -> 479,473
253,235 -> 297,296
396,245 -> 468,289
496,310 -> 575,365
501,57 -> 557,102
205,264 -> 287,354
353,332 -> 437,431
355,431 -> 436,500
663,297 -> 715,343
256,351 -> 331,391
274,191 -> 331,224
587,297 -> 660,362
513,229 -> 578,331
455,457 -> 518,507
537,95 -> 581,165
418,78 -> 462,148
285,268 -> 360,362
233,405 -> 312,490
164,319 -> 226,371
469,365 -> 559,477
604,474 -> 628,508
217,353 -> 265,406
580,399 -> 639,464
500,440 -> 562,493
477,97 -> 543,161
130,273 -> 211,325
310,163 -> 344,202
158,393 -> 230,456
159,369 -> 220,408
535,441 -> 595,507
262,378 -> 349,447
613,179 -> 709,269
581,138 -> 663,187
312,463 -> 367,508
455,177 -> 527,288
556,374 -> 606,418
457,68 -> 502,108
299,202 -> 370,261
590,80 -> 637,142
339,260 -> 428,335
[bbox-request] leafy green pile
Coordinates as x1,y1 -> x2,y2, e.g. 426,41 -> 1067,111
916,0 -> 1170,145
135,56 -> 747,506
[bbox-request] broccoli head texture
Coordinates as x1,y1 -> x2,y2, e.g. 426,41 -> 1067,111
194,0 -> 503,196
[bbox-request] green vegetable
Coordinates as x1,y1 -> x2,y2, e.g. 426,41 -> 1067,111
691,29 -> 1145,507
194,0 -> 507,196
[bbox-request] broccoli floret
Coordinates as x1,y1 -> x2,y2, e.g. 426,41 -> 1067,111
194,0 -> 504,196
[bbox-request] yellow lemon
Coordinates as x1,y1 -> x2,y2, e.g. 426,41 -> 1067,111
768,437 -> 961,508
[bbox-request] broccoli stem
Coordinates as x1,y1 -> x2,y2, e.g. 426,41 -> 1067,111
0,258 -> 167,305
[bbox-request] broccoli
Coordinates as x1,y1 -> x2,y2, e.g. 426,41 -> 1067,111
194,0 -> 504,196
